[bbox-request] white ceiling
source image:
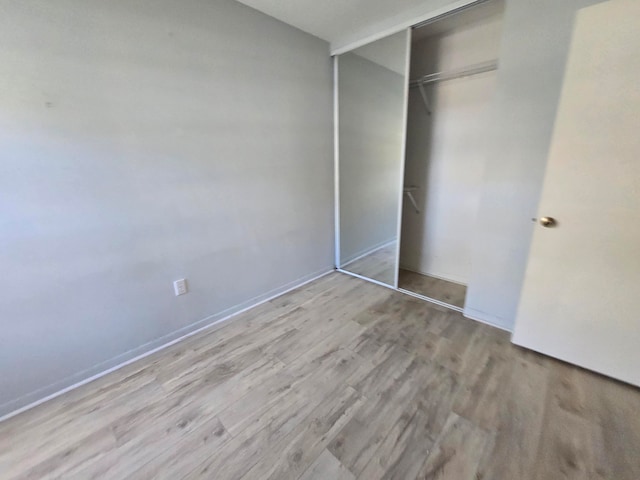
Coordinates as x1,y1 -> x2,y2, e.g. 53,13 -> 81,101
235,0 -> 449,46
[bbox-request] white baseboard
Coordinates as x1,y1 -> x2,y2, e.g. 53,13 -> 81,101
463,307 -> 513,332
0,267 -> 335,423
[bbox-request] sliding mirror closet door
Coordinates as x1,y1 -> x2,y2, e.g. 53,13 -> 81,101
336,30 -> 410,287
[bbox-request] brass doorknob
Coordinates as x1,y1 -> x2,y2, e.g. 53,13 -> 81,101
539,217 -> 557,227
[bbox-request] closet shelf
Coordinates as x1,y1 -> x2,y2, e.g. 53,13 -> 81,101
409,59 -> 499,88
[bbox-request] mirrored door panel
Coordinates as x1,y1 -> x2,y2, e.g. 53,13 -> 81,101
337,30 -> 410,287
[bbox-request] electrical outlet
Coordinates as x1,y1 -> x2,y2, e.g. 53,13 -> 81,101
173,279 -> 188,296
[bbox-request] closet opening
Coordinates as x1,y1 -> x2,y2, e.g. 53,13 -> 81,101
398,0 -> 505,310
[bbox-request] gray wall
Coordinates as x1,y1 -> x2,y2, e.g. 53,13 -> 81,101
0,0 -> 333,417
464,0 -> 605,329
338,51 -> 406,264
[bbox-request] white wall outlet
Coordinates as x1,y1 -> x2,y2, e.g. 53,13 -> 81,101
173,279 -> 188,296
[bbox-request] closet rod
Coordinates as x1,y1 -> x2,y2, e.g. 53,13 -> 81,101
409,59 -> 498,88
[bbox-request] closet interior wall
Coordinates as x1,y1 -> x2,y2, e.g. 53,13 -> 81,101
400,5 -> 504,299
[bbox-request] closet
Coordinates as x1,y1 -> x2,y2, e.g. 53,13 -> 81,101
336,0 -> 505,311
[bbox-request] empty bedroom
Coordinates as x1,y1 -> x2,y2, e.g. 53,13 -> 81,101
1,0 -> 639,478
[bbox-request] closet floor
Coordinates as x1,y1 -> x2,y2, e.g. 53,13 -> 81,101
2,272 -> 639,480
399,269 -> 467,308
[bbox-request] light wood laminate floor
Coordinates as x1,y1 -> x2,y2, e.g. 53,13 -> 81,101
398,269 -> 467,308
1,273 -> 639,479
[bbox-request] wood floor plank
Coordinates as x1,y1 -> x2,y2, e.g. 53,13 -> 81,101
156,343 -> 267,396
265,317 -> 365,365
0,367 -> 161,444
186,398 -> 320,478
218,346 -> 363,436
530,361 -> 640,480
586,374 -> 640,480
327,357 -> 434,476
172,354 -> 287,424
451,329 -> 511,430
0,379 -> 165,477
474,357 -> 549,480
1,272 -> 639,480
531,397 -> 601,480
121,417 -> 231,480
184,383 -> 356,479
428,315 -> 478,374
298,449 -> 355,480
347,344 -> 414,398
63,358 -> 278,478
414,363 -> 459,437
357,407 -> 435,480
12,426 -> 116,480
240,386 -> 364,480
415,413 -> 490,480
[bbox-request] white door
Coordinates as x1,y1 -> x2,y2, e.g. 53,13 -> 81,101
512,0 -> 640,386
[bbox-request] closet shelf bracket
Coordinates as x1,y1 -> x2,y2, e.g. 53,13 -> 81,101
404,186 -> 420,214
417,83 -> 432,116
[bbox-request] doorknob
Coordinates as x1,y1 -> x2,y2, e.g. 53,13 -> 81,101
539,217 -> 557,227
